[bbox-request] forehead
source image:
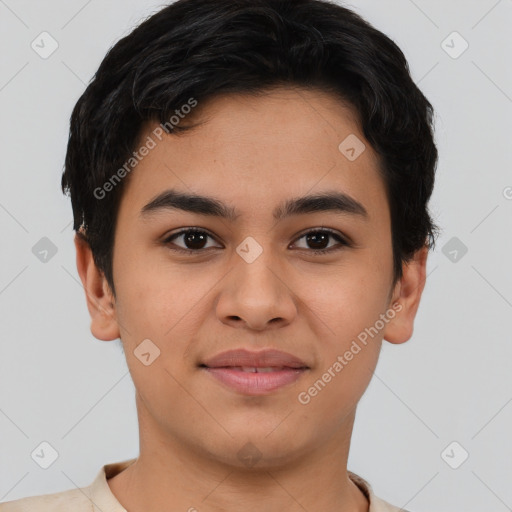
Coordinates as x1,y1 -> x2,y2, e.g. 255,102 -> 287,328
118,87 -> 388,223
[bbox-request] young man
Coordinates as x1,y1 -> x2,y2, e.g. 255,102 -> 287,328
0,0 -> 438,510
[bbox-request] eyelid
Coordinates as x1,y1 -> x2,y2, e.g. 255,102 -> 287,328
291,226 -> 350,247
289,229 -> 351,256
162,227 -> 222,247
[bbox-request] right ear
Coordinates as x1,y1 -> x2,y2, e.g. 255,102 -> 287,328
74,233 -> 120,341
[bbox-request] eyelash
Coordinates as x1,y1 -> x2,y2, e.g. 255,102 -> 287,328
162,227 -> 350,256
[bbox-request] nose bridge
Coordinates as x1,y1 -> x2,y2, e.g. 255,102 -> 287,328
215,234 -> 297,329
233,234 -> 285,300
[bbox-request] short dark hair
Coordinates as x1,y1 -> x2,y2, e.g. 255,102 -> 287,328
62,0 -> 439,298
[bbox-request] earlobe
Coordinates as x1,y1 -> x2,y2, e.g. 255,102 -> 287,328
382,246 -> 428,345
74,233 -> 120,342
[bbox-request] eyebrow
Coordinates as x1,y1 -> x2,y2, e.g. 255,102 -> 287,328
140,188 -> 368,222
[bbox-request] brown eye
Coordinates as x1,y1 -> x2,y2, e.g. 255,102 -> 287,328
163,229 -> 221,253
292,229 -> 349,255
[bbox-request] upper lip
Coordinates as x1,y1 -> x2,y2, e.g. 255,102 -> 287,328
201,349 -> 309,369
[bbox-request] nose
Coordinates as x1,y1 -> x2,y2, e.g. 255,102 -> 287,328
215,247 -> 298,331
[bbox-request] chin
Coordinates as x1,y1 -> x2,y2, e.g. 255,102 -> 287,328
198,429 -> 312,470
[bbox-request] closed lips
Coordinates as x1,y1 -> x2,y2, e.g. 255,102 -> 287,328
199,349 -> 310,395
200,348 -> 310,370
226,367 -> 295,372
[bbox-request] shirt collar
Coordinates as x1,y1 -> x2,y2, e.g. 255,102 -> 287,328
87,458 -> 400,512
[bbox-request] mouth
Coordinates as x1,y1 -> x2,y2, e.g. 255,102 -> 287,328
203,366 -> 306,372
199,349 -> 310,395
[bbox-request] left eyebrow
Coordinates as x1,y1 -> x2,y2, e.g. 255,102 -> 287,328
139,188 -> 368,221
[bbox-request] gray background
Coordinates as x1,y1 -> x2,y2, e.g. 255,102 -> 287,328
0,1 -> 511,510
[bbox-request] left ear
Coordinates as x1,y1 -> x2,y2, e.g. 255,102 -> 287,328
382,245 -> 428,344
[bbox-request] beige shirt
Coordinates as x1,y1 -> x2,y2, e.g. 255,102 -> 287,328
0,458 -> 409,512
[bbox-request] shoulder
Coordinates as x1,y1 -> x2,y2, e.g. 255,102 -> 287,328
0,458 -> 136,512
370,494 -> 412,512
0,487 -> 93,512
348,471 -> 412,512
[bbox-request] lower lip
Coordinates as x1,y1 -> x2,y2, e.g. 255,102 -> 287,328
202,367 -> 307,395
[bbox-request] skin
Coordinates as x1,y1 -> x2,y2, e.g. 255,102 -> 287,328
75,86 -> 428,512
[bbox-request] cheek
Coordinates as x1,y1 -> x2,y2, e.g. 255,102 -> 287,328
300,260 -> 390,393
113,274 -> 196,411
113,257 -> 211,379
114,246 -> 180,333
308,261 -> 391,336
296,275 -> 385,417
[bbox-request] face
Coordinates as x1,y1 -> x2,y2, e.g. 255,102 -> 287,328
79,87 -> 425,469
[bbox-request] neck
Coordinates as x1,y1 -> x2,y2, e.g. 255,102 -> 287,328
107,395 -> 369,512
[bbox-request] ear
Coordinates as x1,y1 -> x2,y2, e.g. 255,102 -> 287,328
74,233 -> 120,342
382,245 -> 428,344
